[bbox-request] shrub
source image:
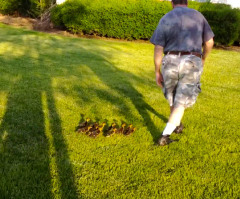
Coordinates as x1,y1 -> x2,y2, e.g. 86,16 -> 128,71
0,0 -> 18,15
198,2 -> 231,12
201,8 -> 240,45
188,1 -> 201,11
51,0 -> 240,44
50,3 -> 64,27
18,0 -> 39,17
236,9 -> 240,45
60,0 -> 87,33
51,0 -> 172,40
0,0 -> 53,17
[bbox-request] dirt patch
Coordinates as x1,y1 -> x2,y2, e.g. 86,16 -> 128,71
0,14 -> 36,29
0,14 -> 70,35
215,45 -> 240,52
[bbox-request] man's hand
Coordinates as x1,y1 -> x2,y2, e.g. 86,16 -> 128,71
156,72 -> 164,88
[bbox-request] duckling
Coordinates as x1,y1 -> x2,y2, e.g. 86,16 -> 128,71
89,122 -> 106,138
109,122 -> 116,130
75,118 -> 90,132
123,124 -> 136,136
105,123 -> 116,135
110,128 -> 118,136
106,127 -> 118,137
99,122 -> 106,132
80,126 -> 93,134
116,123 -> 126,134
86,122 -> 99,135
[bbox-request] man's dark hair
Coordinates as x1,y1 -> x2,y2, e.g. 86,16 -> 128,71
172,0 -> 188,5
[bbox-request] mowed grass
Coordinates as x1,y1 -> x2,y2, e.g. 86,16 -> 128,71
0,23 -> 239,199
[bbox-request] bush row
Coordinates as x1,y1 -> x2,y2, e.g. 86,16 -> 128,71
51,0 -> 172,40
201,8 -> 240,45
50,0 -> 240,45
0,0 -> 54,17
1,0 -> 239,45
196,2 -> 240,45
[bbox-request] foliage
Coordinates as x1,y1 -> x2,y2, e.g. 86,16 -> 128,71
0,0 -> 18,15
188,1 -> 202,10
197,2 -> 231,11
236,9 -> 240,44
50,0 -> 240,45
51,0 -> 172,40
201,5 -> 240,45
0,0 -> 53,17
50,3 -> 64,27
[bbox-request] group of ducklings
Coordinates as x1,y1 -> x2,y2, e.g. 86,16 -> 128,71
75,118 -> 136,138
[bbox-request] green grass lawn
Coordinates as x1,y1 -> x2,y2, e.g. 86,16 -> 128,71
0,23 -> 239,199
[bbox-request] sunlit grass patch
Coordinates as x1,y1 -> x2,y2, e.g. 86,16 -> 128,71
0,23 -> 239,198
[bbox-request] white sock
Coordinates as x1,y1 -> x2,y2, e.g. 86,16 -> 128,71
162,123 -> 176,136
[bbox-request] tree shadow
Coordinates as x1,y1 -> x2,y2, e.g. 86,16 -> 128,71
54,39 -> 168,142
0,24 -> 168,198
0,75 -> 52,199
0,29 -> 79,198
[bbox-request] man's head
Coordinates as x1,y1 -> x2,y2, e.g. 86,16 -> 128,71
172,0 -> 188,7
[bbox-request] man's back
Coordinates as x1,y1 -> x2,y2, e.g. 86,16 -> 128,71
151,7 -> 214,54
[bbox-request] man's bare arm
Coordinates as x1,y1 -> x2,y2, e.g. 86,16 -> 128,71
202,38 -> 214,66
154,45 -> 164,87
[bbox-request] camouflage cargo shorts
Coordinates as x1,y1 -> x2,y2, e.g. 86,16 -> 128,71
162,54 -> 203,108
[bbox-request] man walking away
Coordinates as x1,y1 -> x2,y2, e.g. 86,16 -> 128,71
150,0 -> 214,146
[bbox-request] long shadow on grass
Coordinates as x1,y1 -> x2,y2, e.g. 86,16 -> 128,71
0,33 -> 79,198
38,36 -> 168,141
63,41 -> 168,141
0,26 -> 166,198
0,75 -> 53,198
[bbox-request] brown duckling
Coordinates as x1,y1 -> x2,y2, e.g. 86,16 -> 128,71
89,122 -> 106,138
81,126 -> 93,134
105,123 -> 116,135
123,124 -> 136,136
116,123 -> 126,134
75,118 -> 90,132
86,122 -> 98,135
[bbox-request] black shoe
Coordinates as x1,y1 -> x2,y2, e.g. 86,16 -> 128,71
158,135 -> 173,146
173,123 -> 184,134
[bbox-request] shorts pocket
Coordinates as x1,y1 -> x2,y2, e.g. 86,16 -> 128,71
189,57 -> 203,73
193,83 -> 201,95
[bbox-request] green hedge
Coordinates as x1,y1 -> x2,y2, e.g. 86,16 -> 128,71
236,9 -> 240,44
50,0 -> 240,45
196,3 -> 239,45
51,0 -> 171,40
202,9 -> 240,45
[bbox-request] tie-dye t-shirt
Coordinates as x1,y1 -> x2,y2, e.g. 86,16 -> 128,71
150,7 -> 214,54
